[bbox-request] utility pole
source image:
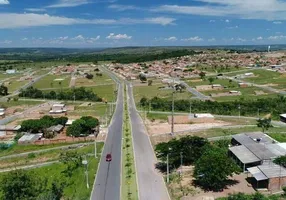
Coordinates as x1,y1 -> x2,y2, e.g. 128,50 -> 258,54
94,132 -> 97,158
180,152 -> 183,176
167,153 -> 170,183
149,101 -> 151,113
258,108 -> 260,119
105,105 -> 108,127
238,104 -> 241,119
171,77 -> 175,136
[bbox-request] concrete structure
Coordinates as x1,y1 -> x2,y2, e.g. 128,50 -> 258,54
248,162 -> 286,191
230,132 -> 286,191
280,114 -> 286,123
47,124 -> 64,134
0,108 -> 5,118
18,133 -> 43,144
5,69 -> 16,74
66,119 -> 75,126
49,104 -> 67,114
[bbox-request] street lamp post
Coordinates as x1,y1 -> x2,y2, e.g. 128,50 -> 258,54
167,147 -> 172,183
82,156 -> 89,189
180,152 -> 183,176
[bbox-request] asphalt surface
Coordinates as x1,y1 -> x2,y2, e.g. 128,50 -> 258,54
180,81 -> 212,101
127,83 -> 170,200
91,69 -> 123,200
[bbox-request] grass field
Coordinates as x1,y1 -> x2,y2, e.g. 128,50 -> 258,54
0,142 -> 92,157
0,100 -> 41,108
91,84 -> 116,102
75,73 -> 114,87
69,103 -> 112,118
0,144 -> 103,200
133,83 -> 191,103
7,79 -> 30,93
33,74 -> 71,89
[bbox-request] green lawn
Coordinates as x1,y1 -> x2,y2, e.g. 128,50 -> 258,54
33,74 -> 71,89
75,73 -> 114,87
91,84 -> 116,102
70,103 -> 112,118
7,79 -> 30,93
0,100 -> 41,108
133,83 -> 191,103
0,73 -> 18,81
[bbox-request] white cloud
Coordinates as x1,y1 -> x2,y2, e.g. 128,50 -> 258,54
237,38 -> 246,42
257,36 -> 263,40
22,38 -> 28,41
273,21 -> 282,24
164,36 -> 177,41
208,38 -> 216,42
0,0 -> 9,5
0,13 -> 175,29
0,40 -> 12,44
226,25 -> 238,29
72,35 -> 85,41
181,36 -> 203,42
59,36 -> 69,40
47,0 -> 90,8
268,35 -> 286,40
225,19 -> 230,23
209,20 -> 215,23
25,8 -> 46,12
153,1 -> 286,20
106,33 -> 132,40
108,4 -> 141,11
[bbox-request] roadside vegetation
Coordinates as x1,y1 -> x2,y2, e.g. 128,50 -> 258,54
0,144 -> 103,200
140,95 -> 286,120
121,87 -> 138,200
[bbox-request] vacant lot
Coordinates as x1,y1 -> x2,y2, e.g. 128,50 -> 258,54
133,83 -> 191,104
33,74 -> 71,89
91,84 -> 116,102
75,73 -> 114,87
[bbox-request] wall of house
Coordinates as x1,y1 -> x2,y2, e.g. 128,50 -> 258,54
268,176 -> 286,191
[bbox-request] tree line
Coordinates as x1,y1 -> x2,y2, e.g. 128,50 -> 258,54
19,87 -> 103,102
140,95 -> 286,119
155,136 -> 240,191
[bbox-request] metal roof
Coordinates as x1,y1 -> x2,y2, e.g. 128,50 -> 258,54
258,163 -> 286,178
229,145 -> 260,164
247,166 -> 268,181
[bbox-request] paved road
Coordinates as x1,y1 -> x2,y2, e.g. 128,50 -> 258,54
127,83 -> 170,200
180,81 -> 213,101
90,69 -> 123,200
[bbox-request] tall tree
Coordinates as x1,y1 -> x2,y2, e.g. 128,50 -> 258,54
139,73 -> 147,83
194,146 -> 239,191
0,170 -> 44,200
208,77 -> 215,85
0,84 -> 8,96
257,118 -> 273,133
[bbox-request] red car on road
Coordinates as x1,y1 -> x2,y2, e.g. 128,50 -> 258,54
106,153 -> 112,162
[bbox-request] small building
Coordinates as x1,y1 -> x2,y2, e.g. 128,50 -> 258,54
248,162 -> 286,191
245,72 -> 254,76
6,69 -> 16,74
66,119 -> 75,126
280,114 -> 286,123
0,125 -> 21,134
46,124 -> 64,134
239,82 -> 249,88
18,133 -> 43,144
212,84 -> 223,89
49,104 -> 67,114
0,108 -> 5,118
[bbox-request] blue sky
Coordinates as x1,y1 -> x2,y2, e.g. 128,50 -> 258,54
0,0 -> 286,47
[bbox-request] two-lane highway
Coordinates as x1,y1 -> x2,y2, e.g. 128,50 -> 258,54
127,83 -> 170,200
90,69 -> 123,200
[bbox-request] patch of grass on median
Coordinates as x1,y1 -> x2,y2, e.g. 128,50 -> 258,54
268,133 -> 286,142
122,86 -> 138,200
